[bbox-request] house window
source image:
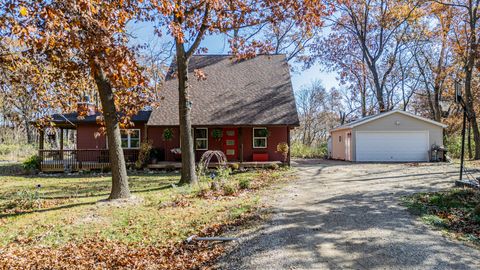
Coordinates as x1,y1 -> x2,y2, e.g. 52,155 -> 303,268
339,136 -> 342,142
253,128 -> 268,148
120,129 -> 140,149
195,128 -> 208,150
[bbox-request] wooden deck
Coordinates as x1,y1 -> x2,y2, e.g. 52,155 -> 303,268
39,149 -> 139,172
39,149 -> 283,172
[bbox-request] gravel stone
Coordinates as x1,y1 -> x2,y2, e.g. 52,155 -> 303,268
215,159 -> 480,270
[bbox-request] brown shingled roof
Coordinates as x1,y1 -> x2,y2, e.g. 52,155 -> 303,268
147,54 -> 300,126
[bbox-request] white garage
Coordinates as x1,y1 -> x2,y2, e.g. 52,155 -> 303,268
329,110 -> 447,162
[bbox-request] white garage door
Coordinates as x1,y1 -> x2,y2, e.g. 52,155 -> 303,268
356,131 -> 429,162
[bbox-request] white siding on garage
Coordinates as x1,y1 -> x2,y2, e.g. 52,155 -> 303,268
356,131 -> 429,162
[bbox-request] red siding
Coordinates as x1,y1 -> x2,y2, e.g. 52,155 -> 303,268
76,123 -> 146,149
147,126 -> 180,161
77,124 -> 106,149
241,126 -> 288,162
76,124 -> 290,162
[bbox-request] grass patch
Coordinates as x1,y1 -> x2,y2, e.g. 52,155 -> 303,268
0,168 -> 294,268
0,144 -> 36,162
404,188 -> 480,246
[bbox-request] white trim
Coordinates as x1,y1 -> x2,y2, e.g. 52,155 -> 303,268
121,129 -> 141,149
107,129 -> 141,149
253,127 -> 268,149
331,110 -> 447,132
195,127 -> 208,150
355,130 -> 430,162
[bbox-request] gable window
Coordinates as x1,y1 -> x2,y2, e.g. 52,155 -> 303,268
195,128 -> 208,150
120,129 -> 140,149
253,128 -> 268,148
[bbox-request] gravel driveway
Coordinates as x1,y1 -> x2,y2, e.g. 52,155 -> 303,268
216,159 -> 480,269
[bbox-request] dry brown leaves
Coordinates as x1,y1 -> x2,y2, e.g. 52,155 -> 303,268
1,198 -> 72,215
0,216 -> 256,270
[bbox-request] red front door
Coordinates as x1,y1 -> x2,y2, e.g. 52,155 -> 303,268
223,128 -> 238,161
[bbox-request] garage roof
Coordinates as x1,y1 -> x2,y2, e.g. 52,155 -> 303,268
330,110 -> 448,132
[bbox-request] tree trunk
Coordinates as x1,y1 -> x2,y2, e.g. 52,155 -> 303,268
464,54 -> 480,159
370,66 -> 385,112
175,42 -> 197,185
92,61 -> 130,199
465,8 -> 480,160
468,122 -> 473,159
360,57 -> 367,117
24,116 -> 33,144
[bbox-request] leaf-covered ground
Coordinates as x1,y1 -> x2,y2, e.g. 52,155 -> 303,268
0,168 -> 294,269
404,188 -> 480,246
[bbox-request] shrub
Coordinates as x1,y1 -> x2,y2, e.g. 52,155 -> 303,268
267,163 -> 280,170
210,181 -> 220,192
291,141 -> 327,159
238,178 -> 251,189
229,163 -> 240,171
445,135 -> 469,159
222,183 -> 237,196
276,142 -> 289,162
216,167 -> 232,181
22,155 -> 41,172
135,141 -> 153,169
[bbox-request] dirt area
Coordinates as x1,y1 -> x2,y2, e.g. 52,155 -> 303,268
216,159 -> 480,269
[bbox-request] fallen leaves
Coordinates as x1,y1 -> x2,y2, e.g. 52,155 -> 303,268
406,189 -> 480,244
0,214 -> 257,270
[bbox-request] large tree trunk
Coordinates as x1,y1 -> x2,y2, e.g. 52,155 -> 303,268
468,122 -> 473,159
92,62 -> 130,199
175,42 -> 197,185
465,6 -> 480,160
464,50 -> 480,159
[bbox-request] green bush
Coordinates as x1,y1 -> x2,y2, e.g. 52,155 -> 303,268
238,178 -> 251,189
222,183 -> 237,196
229,163 -> 240,171
22,155 -> 41,172
216,167 -> 232,180
291,141 -> 327,159
445,135 -> 477,159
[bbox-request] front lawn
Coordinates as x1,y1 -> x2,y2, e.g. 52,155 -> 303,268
404,188 -> 480,246
0,168 -> 294,269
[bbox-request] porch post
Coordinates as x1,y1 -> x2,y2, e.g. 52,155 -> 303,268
287,126 -> 291,166
60,128 -> 64,159
39,129 -> 45,151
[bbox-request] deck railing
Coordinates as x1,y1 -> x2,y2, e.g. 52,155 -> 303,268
39,149 -> 139,172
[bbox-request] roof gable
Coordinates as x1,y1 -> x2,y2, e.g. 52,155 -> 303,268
147,54 -> 299,126
331,110 -> 447,131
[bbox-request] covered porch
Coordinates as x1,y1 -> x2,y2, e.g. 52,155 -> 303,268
39,149 -> 140,172
37,122 -> 140,172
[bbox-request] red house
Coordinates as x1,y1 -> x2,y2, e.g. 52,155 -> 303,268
39,55 -> 299,171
